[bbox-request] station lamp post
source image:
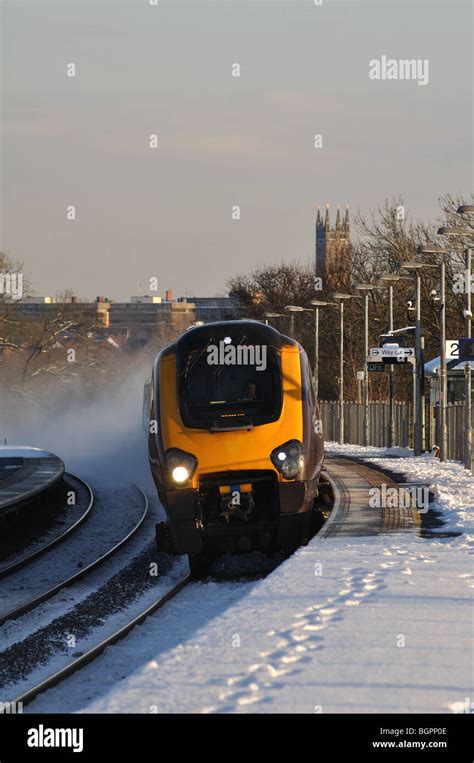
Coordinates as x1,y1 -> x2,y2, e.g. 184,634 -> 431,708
400,262 -> 437,454
438,212 -> 474,471
333,293 -> 356,445
377,273 -> 411,448
309,299 -> 336,402
284,305 -> 305,339
354,284 -> 376,446
264,312 -> 285,326
417,245 -> 450,462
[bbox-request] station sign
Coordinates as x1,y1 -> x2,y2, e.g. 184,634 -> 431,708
369,347 -> 415,362
446,340 -> 459,358
458,338 -> 474,363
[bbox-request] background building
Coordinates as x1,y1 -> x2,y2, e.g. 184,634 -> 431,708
315,205 -> 350,278
2,291 -> 243,349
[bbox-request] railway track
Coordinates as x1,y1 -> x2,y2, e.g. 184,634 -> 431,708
0,484 -> 149,627
0,473 -> 94,578
12,574 -> 191,707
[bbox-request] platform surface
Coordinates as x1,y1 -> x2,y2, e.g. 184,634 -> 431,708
322,455 -> 421,537
0,447 -> 65,516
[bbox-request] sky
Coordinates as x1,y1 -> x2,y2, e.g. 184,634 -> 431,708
1,0 -> 472,301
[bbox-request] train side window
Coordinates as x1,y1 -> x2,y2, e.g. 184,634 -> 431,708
302,355 -> 315,408
143,377 -> 152,434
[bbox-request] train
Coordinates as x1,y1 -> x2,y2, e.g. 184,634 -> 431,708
144,320 -> 325,577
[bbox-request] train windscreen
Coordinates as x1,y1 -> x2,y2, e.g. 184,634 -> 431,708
177,333 -> 283,429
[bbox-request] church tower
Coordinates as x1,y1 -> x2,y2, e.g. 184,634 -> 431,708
315,205 -> 350,278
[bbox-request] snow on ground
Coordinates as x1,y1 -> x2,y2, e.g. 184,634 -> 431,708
29,446 -> 473,714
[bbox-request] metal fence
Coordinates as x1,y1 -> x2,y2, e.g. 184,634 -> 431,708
427,402 -> 470,463
319,401 -> 412,448
320,400 -> 470,462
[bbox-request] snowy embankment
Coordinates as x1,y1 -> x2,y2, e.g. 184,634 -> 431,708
30,445 -> 473,714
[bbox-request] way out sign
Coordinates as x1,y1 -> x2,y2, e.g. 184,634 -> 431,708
369,347 -> 415,363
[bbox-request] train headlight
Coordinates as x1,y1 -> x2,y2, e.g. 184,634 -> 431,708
172,466 -> 190,483
270,440 -> 304,479
166,449 -> 198,485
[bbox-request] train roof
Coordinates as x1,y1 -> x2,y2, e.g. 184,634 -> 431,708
175,320 -> 298,352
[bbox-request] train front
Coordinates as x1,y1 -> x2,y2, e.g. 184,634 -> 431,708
150,321 -> 323,563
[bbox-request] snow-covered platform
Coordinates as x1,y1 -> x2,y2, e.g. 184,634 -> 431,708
0,447 -> 65,518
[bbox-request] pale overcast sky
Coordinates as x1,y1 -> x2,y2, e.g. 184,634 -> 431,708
1,0 -> 472,300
